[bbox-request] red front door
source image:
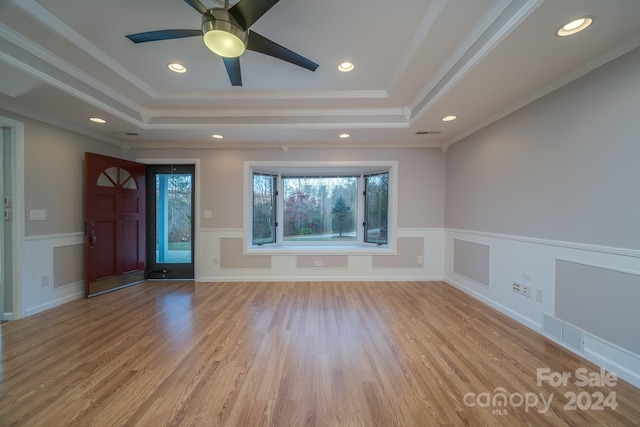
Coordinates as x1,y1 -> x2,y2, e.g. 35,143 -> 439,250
84,153 -> 146,297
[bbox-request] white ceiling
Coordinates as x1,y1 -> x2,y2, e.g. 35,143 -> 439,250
1,0 -> 639,151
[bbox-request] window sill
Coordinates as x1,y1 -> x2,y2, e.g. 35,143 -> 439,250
245,244 -> 395,256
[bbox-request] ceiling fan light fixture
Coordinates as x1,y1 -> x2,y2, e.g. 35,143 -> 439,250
202,13 -> 247,58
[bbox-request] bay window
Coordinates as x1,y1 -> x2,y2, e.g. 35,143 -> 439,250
245,161 -> 397,254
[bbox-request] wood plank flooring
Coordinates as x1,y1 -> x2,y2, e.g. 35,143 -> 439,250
1,281 -> 639,426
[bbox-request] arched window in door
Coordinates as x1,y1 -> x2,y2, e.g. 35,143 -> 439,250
96,167 -> 138,189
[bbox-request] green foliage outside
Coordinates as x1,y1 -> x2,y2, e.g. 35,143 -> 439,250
331,196 -> 353,237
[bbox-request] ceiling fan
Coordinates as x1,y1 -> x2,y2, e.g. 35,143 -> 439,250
125,0 -> 319,86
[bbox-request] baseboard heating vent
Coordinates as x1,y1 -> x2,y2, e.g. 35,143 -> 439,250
543,313 -> 584,352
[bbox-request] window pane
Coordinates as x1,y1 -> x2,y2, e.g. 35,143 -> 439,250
283,176 -> 357,242
156,174 -> 192,263
119,169 -> 138,189
253,173 -> 277,245
364,172 -> 389,244
97,172 -> 115,187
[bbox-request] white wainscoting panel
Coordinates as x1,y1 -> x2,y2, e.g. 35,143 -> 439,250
22,233 -> 85,316
444,229 -> 640,388
197,228 -> 444,282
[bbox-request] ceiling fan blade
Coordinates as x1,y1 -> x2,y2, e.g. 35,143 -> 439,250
229,0 -> 279,31
126,29 -> 202,43
246,31 -> 318,72
223,57 -> 243,86
183,0 -> 210,15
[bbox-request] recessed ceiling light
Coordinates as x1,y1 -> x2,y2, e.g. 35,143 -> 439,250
212,134 -> 223,139
168,62 -> 187,73
339,133 -> 350,139
89,117 -> 106,124
338,62 -> 354,72
442,115 -> 457,122
556,16 -> 594,37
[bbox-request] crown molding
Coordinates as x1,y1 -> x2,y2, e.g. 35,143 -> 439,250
125,139 -> 442,150
407,0 -> 510,115
0,23 -> 144,122
146,107 -> 406,118
443,29 -> 640,151
409,0 -> 543,122
386,0 -> 448,95
155,89 -> 389,100
10,0 -> 156,98
0,100 -> 124,147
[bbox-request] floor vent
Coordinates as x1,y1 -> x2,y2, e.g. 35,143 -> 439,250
543,313 -> 584,352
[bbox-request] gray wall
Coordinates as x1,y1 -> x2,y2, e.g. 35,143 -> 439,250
127,147 -> 446,230
20,114 -> 122,236
555,259 -> 640,355
445,47 -> 640,250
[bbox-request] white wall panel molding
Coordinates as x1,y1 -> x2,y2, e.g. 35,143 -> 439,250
24,231 -> 83,242
444,229 -> 640,388
447,228 -> 640,258
22,232 -> 84,316
196,228 -> 444,283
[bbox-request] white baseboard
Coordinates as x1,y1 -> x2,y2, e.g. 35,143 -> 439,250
197,275 -> 444,282
444,228 -> 640,389
444,276 -> 540,331
25,290 -> 84,317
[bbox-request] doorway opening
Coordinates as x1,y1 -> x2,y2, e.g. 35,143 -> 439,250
1,127 -> 8,322
0,116 -> 24,320
146,164 -> 195,280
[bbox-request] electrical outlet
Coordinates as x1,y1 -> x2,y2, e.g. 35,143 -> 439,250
512,282 -> 522,294
41,275 -> 50,287
213,257 -> 219,265
417,256 -> 423,265
523,271 -> 533,280
314,260 -> 322,267
536,288 -> 544,303
522,284 -> 532,298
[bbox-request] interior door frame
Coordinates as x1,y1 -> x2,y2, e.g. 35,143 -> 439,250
146,164 -> 195,279
0,116 -> 25,320
136,158 -> 200,280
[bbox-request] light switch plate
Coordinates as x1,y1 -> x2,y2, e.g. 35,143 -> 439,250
30,209 -> 47,220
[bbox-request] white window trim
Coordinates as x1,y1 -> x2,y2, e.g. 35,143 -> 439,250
244,160 -> 398,255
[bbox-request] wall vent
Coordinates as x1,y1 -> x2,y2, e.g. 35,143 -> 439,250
543,313 -> 584,352
561,323 -> 584,351
543,313 -> 562,339
110,132 -> 140,136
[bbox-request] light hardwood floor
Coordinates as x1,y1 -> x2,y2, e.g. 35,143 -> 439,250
1,281 -> 638,426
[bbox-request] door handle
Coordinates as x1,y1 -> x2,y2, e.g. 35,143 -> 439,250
89,231 -> 97,249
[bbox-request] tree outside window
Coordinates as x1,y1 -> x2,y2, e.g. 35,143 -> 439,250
250,166 -> 390,248
283,176 -> 357,241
